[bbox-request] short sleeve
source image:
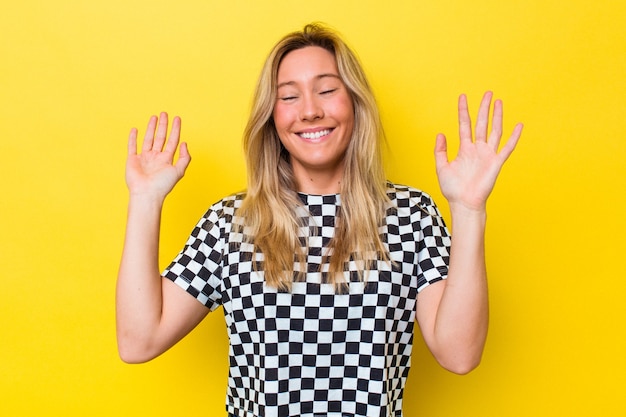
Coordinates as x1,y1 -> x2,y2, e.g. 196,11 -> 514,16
415,192 -> 451,292
386,182 -> 451,293
162,202 -> 228,311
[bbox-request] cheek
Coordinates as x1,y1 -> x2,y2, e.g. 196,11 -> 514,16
337,97 -> 355,129
334,92 -> 354,115
272,103 -> 295,130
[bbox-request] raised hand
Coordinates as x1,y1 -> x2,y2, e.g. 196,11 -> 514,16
126,112 -> 191,200
434,92 -> 523,212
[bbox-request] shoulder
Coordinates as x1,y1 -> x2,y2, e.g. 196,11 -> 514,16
385,181 -> 439,214
198,191 -> 247,229
206,191 -> 246,214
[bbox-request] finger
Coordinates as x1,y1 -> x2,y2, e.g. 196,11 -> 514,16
458,94 -> 472,143
498,123 -> 523,162
475,91 -> 493,142
163,116 -> 182,155
142,115 -> 158,152
434,133 -> 449,169
128,128 -> 138,156
174,141 -> 192,175
488,99 -> 504,150
153,112 -> 169,151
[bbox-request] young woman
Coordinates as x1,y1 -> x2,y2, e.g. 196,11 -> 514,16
116,24 -> 523,417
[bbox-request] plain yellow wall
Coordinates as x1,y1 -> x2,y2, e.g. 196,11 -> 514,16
1,0 -> 625,415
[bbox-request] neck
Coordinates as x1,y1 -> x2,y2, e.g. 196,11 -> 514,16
293,165 -> 343,195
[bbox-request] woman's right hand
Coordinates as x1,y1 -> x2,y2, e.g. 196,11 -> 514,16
118,113 -> 205,363
126,112 -> 191,200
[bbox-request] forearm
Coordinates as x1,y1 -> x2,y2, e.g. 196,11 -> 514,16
432,206 -> 489,373
116,194 -> 166,360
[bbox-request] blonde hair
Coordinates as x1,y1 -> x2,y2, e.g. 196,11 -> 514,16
237,23 -> 389,290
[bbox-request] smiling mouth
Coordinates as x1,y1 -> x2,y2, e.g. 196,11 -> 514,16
297,129 -> 333,140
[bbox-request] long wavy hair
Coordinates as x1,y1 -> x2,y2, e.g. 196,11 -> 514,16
237,23 -> 389,290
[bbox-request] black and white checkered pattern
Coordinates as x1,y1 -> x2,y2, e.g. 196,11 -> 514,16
164,182 -> 451,417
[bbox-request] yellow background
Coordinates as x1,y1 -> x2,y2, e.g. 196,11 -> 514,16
2,0 -> 625,415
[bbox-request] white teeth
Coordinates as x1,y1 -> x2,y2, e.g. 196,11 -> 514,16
299,129 -> 331,139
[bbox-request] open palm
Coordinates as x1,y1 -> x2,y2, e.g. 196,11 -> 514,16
435,92 -> 523,211
126,113 -> 191,199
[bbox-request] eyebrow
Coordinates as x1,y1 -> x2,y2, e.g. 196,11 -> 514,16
277,73 -> 342,89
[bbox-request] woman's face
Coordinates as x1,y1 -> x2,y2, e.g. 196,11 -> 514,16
273,46 -> 354,193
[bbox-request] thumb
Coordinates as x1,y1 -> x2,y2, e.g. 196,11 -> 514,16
174,142 -> 192,176
434,133 -> 449,170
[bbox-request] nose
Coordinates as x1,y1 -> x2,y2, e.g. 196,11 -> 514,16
300,94 -> 323,121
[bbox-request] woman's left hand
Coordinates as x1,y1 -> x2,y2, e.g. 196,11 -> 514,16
435,91 -> 523,212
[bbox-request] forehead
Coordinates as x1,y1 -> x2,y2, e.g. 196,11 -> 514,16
277,46 -> 339,83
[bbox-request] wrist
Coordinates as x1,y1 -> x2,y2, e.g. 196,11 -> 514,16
448,203 -> 487,227
128,191 -> 167,209
448,201 -> 486,217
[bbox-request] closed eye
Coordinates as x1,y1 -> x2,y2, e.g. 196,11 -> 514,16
320,89 -> 337,95
279,96 -> 297,102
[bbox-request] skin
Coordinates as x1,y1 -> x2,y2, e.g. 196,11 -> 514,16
273,46 -> 354,194
116,52 -> 523,372
417,92 -> 523,373
117,114 -> 207,362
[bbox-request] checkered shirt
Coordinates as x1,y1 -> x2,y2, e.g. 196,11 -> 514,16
163,182 -> 451,417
